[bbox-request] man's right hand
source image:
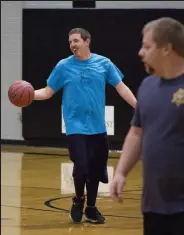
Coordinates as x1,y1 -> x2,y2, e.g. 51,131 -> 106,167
110,173 -> 126,203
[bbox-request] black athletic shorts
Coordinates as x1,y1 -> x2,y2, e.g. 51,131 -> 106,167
67,132 -> 109,183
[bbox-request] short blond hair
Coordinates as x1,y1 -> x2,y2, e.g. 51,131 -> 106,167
143,17 -> 184,57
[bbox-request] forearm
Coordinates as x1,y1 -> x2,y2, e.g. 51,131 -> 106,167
120,85 -> 137,108
34,87 -> 54,100
115,129 -> 142,177
34,89 -> 49,100
116,82 -> 137,108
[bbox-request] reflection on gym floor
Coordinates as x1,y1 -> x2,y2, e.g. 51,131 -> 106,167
1,150 -> 143,235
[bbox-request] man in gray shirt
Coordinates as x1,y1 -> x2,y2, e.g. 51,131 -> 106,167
110,17 -> 184,235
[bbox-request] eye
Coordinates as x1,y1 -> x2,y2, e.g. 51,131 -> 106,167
143,44 -> 151,50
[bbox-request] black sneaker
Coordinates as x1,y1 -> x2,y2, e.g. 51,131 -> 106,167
69,196 -> 85,223
84,206 -> 105,224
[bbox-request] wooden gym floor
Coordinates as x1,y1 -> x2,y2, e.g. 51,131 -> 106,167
1,146 -> 143,235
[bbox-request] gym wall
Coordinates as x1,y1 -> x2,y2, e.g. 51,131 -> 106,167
1,1 -> 184,150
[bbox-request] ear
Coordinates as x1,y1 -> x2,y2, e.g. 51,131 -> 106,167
85,38 -> 90,47
162,43 -> 172,56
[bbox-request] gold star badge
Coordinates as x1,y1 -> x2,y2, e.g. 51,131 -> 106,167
172,88 -> 184,107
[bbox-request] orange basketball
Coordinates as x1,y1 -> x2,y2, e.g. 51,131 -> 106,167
8,80 -> 34,107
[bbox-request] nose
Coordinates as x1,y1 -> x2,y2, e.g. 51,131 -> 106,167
138,48 -> 144,57
70,41 -> 75,48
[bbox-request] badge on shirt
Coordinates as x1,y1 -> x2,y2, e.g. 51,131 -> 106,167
172,88 -> 184,107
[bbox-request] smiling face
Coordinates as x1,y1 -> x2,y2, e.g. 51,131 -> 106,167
69,33 -> 90,59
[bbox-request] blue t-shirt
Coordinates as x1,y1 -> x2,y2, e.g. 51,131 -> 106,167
47,53 -> 124,135
131,74 -> 184,214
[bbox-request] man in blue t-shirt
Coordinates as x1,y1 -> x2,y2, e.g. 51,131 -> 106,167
34,28 -> 136,224
110,17 -> 184,235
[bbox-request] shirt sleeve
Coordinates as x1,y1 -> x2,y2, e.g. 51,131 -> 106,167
106,60 -> 124,86
46,62 -> 65,92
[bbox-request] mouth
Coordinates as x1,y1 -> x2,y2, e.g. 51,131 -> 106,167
142,62 -> 154,74
72,48 -> 78,53
142,60 -> 148,67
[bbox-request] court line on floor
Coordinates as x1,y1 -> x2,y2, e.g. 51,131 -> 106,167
1,204 -> 66,213
44,197 -> 142,219
1,196 -> 142,219
0,184 -> 141,193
